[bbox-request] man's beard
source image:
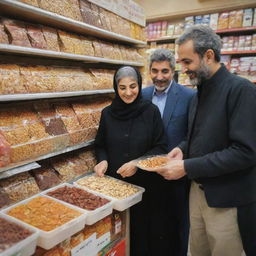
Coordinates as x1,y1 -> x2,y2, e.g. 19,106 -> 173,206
187,60 -> 211,87
153,79 -> 170,91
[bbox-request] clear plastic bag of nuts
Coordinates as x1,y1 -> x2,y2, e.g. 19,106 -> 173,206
0,172 -> 40,203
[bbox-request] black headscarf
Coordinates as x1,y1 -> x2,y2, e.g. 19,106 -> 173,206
109,66 -> 151,120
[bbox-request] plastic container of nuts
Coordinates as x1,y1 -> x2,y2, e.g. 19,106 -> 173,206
2,195 -> 86,250
74,173 -> 145,211
41,183 -> 113,225
0,213 -> 39,256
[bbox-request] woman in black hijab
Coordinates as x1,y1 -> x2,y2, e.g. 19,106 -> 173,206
94,66 -> 168,256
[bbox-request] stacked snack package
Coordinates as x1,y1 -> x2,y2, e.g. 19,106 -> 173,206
0,19 -> 9,44
0,172 -> 40,204
217,12 -> 229,29
31,166 -> 61,191
3,18 -> 31,47
228,10 -> 243,29
41,26 -> 60,51
0,131 -> 11,167
54,102 -> 85,146
243,8 -> 253,27
26,23 -> 48,49
34,100 -> 70,150
0,16 -> 143,65
184,16 -> 194,29
0,187 -> 12,209
0,104 -> 55,164
202,14 -> 210,26
209,13 -> 219,30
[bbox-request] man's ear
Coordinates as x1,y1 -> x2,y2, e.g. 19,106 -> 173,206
204,49 -> 215,64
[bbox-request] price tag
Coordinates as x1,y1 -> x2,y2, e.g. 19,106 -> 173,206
71,233 -> 97,256
97,232 -> 111,252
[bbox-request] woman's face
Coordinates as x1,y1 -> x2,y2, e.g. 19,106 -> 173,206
117,77 -> 139,104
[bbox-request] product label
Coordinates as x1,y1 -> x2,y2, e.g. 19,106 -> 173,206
115,220 -> 122,235
88,0 -> 145,26
97,232 -> 111,252
71,233 -> 97,256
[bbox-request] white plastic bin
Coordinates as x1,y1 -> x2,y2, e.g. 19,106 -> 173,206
2,195 -> 86,250
74,174 -> 145,211
42,183 -> 113,225
0,213 -> 39,256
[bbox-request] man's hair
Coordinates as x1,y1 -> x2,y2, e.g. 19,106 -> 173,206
149,48 -> 175,70
176,25 -> 222,62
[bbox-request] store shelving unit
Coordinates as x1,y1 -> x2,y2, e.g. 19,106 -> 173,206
147,27 -> 256,44
0,0 -> 146,179
147,35 -> 179,43
0,0 -> 146,46
0,89 -> 114,102
221,50 -> 256,55
0,162 -> 41,179
146,21 -> 256,85
215,26 -> 256,34
0,140 -> 94,177
0,44 -> 144,66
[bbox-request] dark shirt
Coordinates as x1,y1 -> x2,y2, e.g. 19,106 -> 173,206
181,64 -> 256,207
94,103 -> 167,187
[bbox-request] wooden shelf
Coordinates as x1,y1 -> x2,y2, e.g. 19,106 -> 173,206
0,0 -> 146,46
0,44 -> 144,67
221,50 -> 256,55
0,140 -> 94,176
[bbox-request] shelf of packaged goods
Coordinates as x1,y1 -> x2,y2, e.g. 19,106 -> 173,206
0,0 -> 146,46
0,140 -> 94,176
146,26 -> 256,43
215,26 -> 256,35
0,162 -> 40,179
0,89 -> 114,102
147,35 -> 179,43
0,44 -> 144,67
221,50 -> 256,55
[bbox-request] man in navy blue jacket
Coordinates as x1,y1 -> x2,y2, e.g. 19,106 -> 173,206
142,48 -> 195,256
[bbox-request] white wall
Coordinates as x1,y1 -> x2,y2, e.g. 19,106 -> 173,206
134,0 -> 256,21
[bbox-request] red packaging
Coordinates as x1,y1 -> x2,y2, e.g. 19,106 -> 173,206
105,239 -> 126,256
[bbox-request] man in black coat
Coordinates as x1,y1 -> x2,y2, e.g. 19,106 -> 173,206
142,49 -> 195,256
157,25 -> 256,256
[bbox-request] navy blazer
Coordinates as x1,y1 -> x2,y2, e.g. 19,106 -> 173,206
142,81 -> 196,150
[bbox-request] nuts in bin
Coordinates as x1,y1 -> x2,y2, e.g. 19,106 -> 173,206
0,217 -> 32,253
76,175 -> 139,199
47,185 -> 110,210
7,196 -> 81,231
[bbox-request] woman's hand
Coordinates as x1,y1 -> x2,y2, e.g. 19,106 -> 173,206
94,160 -> 108,177
117,160 -> 138,178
